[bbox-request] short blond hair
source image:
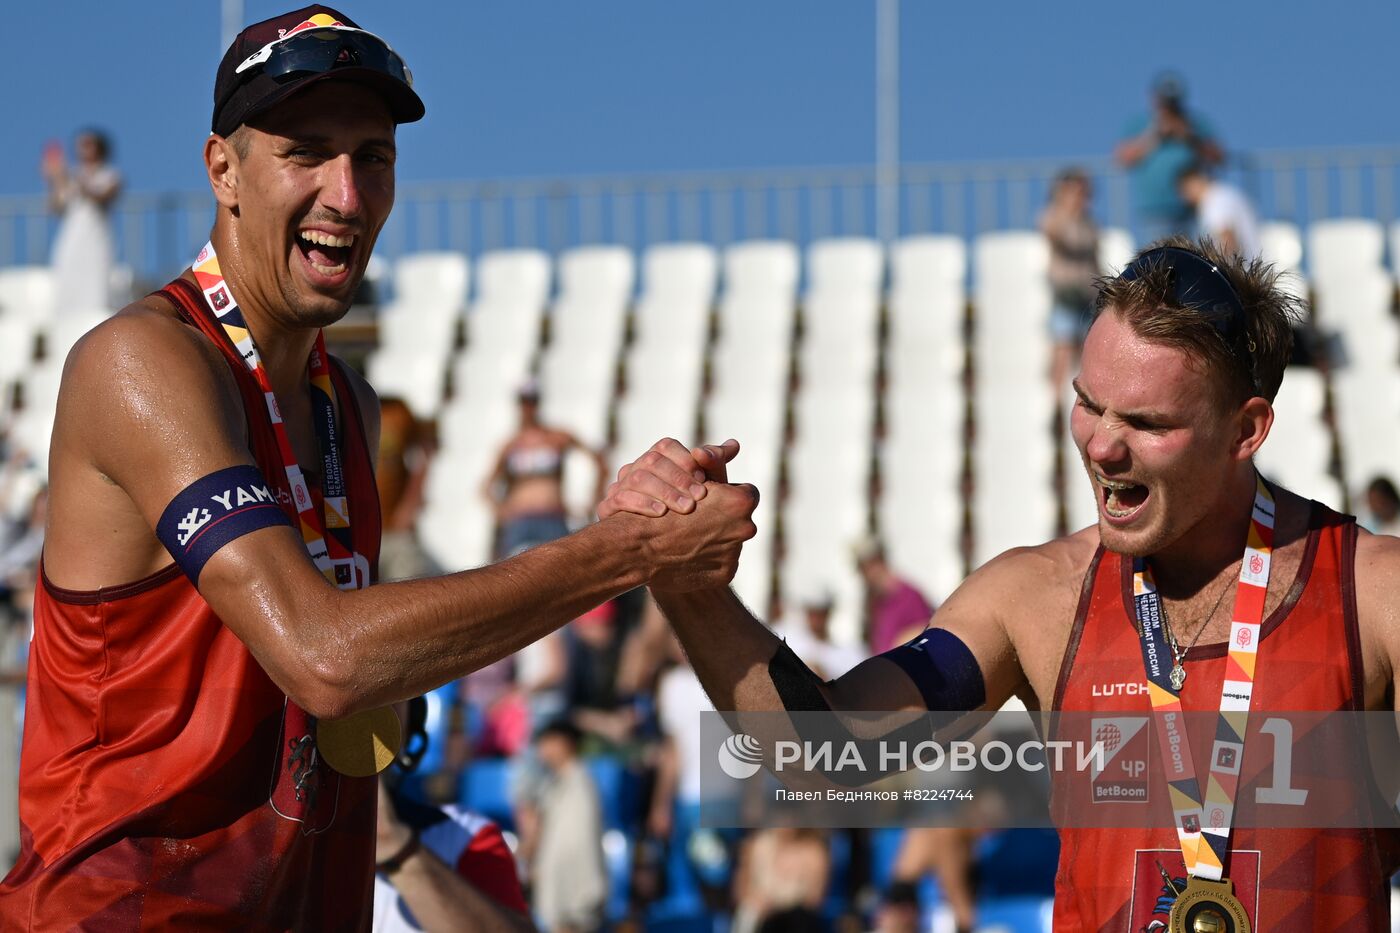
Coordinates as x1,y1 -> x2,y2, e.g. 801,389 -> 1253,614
1094,236 -> 1304,405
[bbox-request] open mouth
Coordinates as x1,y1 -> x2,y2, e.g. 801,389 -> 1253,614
1096,474 -> 1149,520
296,229 -> 356,278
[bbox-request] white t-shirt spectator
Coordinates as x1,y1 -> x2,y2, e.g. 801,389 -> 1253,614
1198,182 -> 1261,260
658,665 -> 711,804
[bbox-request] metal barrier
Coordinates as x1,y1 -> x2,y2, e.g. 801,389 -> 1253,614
2,145 -> 1399,287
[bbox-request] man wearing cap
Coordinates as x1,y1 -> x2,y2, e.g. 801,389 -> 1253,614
1115,73 -> 1224,242
0,6 -> 756,928
605,237 -> 1400,930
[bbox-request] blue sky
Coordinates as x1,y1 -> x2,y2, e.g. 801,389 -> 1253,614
2,1 -> 1396,196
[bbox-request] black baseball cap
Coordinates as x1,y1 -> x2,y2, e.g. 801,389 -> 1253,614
212,5 -> 424,138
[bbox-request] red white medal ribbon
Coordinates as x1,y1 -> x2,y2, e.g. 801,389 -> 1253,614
191,241 -> 360,591
1132,475 -> 1275,880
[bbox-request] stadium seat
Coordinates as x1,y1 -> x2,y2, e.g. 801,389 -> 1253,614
891,235 -> 966,289
475,249 -> 552,307
20,363 -> 63,419
44,307 -> 110,358
1097,227 -> 1135,276
807,237 -> 884,295
561,447 -> 601,520
722,240 -> 800,298
1260,221 -> 1304,272
583,756 -> 640,833
365,347 -> 448,419
0,266 -> 55,326
449,348 -> 534,409
457,758 -> 516,830
392,251 -> 469,310
0,317 -> 40,393
973,231 -> 1050,289
377,301 -> 461,360
7,409 -> 53,475
438,392 -> 521,456
1307,218 -> 1384,284
639,242 -> 718,308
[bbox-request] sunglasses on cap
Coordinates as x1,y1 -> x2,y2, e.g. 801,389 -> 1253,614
234,25 -> 413,88
1116,245 -> 1260,395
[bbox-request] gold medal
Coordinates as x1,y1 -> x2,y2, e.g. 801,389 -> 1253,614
315,706 -> 402,777
1168,876 -> 1251,933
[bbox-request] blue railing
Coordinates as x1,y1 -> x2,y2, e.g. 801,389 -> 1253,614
2,144 -> 1398,289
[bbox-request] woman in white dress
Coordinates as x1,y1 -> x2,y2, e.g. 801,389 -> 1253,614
43,129 -> 122,313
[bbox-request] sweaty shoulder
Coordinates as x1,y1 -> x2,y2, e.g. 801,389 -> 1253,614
1351,529 -> 1400,699
44,294 -> 258,588
56,295 -> 247,484
962,527 -> 1099,607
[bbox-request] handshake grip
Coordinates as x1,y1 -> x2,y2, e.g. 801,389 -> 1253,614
637,480 -> 760,594
597,437 -> 757,591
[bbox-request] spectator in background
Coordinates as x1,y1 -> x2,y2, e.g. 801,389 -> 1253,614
517,720 -> 607,933
376,397 -> 439,582
888,828 -> 978,933
1114,73 -> 1222,241
854,538 -> 935,655
1041,168 -> 1101,389
483,381 -> 608,559
374,697 -> 534,933
650,636 -> 735,913
780,589 -> 865,680
1362,476 -> 1400,537
871,881 -> 920,933
1176,163 -> 1262,260
42,128 -> 122,312
732,828 -> 830,933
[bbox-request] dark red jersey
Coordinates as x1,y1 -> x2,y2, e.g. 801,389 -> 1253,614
0,279 -> 383,931
1052,501 -> 1400,931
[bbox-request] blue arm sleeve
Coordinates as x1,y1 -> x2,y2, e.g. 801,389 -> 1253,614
156,465 -> 292,586
880,627 -> 986,712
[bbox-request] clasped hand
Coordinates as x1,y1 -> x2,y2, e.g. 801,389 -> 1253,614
599,438 -> 759,592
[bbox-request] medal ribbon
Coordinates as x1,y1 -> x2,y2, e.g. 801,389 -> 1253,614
1132,475 -> 1275,880
191,242 -> 360,591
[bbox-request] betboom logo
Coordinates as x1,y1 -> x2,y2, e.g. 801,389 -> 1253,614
718,733 -> 764,780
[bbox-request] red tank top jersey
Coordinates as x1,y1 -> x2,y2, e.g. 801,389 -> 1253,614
0,280 -> 383,931
1051,500 -> 1400,931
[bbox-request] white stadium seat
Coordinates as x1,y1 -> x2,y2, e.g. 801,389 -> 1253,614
722,240 -> 800,297
639,242 -> 718,307
807,238 -> 884,295
366,347 -> 447,419
475,250 -> 551,307
1307,219 -> 1384,284
557,246 -> 635,305
1260,222 -> 1303,272
1097,227 -> 1135,276
393,252 -> 469,310
973,231 -> 1050,289
0,266 -> 55,326
891,235 -> 966,290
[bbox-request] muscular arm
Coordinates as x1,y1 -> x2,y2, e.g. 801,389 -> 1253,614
654,548 -> 1031,715
1351,530 -> 1400,710
50,313 -> 752,720
388,852 -> 534,933
377,784 -> 535,933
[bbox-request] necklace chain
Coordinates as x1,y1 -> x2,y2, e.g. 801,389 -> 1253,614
1164,572 -> 1235,665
